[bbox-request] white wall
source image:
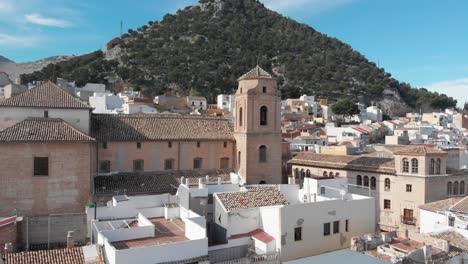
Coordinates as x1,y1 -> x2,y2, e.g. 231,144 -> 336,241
227,208 -> 261,237
419,209 -> 448,234
184,216 -> 206,240
111,238 -> 208,264
0,107 -> 90,133
279,197 -> 375,261
259,207 -> 281,252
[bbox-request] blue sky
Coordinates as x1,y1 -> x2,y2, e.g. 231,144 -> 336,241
0,0 -> 467,105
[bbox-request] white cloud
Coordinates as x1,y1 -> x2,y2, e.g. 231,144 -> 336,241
262,0 -> 355,13
0,33 -> 41,47
25,13 -> 72,28
425,78 -> 468,108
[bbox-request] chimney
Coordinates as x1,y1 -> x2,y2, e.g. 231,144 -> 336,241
218,177 -> 222,185
67,231 -> 75,248
198,178 -> 206,189
180,177 -> 185,186
288,177 -> 292,184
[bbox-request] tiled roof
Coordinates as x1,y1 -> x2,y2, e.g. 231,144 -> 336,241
450,197 -> 468,213
419,197 -> 464,213
91,114 -> 234,141
217,189 -> 288,212
393,145 -> 447,156
238,66 -> 272,80
288,152 -> 396,174
94,169 -> 232,196
4,247 -> 85,264
0,118 -> 95,142
431,231 -> 468,253
0,81 -> 91,109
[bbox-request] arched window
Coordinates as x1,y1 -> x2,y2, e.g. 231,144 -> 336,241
260,106 -> 268,126
436,158 -> 441,175
300,169 -> 305,179
430,159 -> 435,175
454,181 -> 459,195
364,176 -> 369,187
239,107 -> 243,127
335,172 -> 340,177
306,170 -> 311,178
411,158 -> 418,174
461,181 -> 465,194
259,145 -> 267,163
259,180 -> 266,184
402,158 -> 409,173
329,172 -> 334,177
323,171 -> 328,177
371,177 -> 376,190
384,178 -> 391,190
294,168 -> 299,178
447,182 -> 453,195
357,175 -> 362,186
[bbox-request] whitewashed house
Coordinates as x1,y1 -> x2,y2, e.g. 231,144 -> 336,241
217,94 -> 235,113
89,92 -> 125,114
213,177 -> 375,262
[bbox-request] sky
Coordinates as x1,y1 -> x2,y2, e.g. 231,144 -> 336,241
0,0 -> 467,106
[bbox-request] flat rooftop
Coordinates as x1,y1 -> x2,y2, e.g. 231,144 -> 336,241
111,217 -> 187,249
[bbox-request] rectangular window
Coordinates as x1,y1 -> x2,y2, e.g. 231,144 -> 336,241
133,160 -> 144,172
406,184 -> 412,192
193,158 -> 202,169
197,141 -> 201,148
168,141 -> 172,148
102,142 -> 107,149
384,199 -> 391,209
220,157 -> 229,169
262,86 -> 267,93
44,110 -> 48,118
320,187 -> 326,195
294,227 -> 302,241
34,157 -> 49,176
323,222 -> 331,236
345,220 -> 349,232
448,216 -> 455,227
165,159 -> 173,170
223,141 -> 227,148
99,160 -> 111,173
137,142 -> 141,149
333,221 -> 340,234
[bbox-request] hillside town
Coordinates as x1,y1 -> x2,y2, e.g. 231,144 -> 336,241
0,64 -> 467,264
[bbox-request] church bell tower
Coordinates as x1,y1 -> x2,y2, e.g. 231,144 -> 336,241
234,66 -> 282,184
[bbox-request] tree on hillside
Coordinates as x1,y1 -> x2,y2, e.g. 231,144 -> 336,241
189,87 -> 200,96
331,98 -> 360,124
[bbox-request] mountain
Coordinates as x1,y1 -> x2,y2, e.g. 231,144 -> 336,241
0,55 -> 13,63
20,0 -> 457,115
0,56 -> 74,82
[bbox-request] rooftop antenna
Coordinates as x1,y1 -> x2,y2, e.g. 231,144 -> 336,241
120,20 -> 123,37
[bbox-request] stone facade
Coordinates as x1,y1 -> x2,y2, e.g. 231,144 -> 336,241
0,142 -> 93,216
234,67 -> 282,184
97,140 -> 235,173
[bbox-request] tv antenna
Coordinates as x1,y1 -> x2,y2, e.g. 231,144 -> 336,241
120,20 -> 123,37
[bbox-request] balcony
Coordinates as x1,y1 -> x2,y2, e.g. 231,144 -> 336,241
401,216 -> 416,225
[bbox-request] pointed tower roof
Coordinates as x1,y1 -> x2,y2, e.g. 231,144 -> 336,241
238,66 -> 272,81
0,81 -> 91,109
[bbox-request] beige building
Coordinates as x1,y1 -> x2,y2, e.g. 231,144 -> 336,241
288,145 -> 468,232
91,114 -> 235,174
234,66 -> 282,184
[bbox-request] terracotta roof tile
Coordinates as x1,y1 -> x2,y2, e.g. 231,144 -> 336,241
5,247 -> 85,264
419,197 -> 464,213
217,189 -> 288,212
393,145 -> 447,156
91,114 -> 234,141
0,81 -> 91,109
0,118 -> 95,142
238,66 -> 272,80
431,231 -> 468,253
94,169 -> 232,196
288,152 -> 395,174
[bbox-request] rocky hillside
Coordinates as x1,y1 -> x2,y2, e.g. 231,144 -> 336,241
0,55 -> 74,82
20,0 -> 457,115
0,55 -> 13,63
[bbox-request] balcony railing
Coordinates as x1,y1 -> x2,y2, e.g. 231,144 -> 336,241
401,216 -> 416,225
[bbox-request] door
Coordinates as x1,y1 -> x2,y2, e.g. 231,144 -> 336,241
403,209 -> 414,224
